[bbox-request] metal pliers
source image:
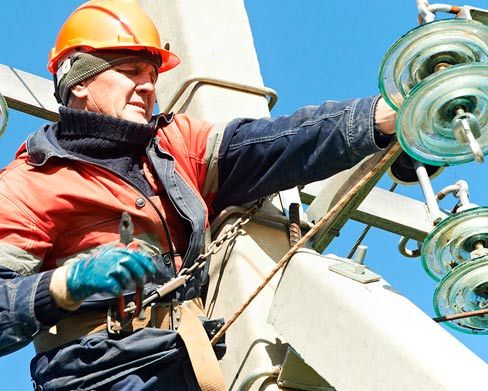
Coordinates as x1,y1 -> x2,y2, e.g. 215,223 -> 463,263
107,212 -> 146,333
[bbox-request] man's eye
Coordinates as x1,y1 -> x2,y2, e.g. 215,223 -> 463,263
116,67 -> 157,83
119,70 -> 136,76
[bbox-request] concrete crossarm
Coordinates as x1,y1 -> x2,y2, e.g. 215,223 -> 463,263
269,250 -> 488,391
0,64 -> 59,121
303,163 -> 448,244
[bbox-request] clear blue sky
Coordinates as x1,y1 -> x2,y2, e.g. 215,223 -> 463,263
1,1 -> 487,389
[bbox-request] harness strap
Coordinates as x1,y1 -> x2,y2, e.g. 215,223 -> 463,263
178,305 -> 227,391
33,304 -> 173,353
34,298 -> 227,390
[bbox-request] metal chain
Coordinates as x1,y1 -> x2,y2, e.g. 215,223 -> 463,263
177,197 -> 266,279
125,198 -> 266,312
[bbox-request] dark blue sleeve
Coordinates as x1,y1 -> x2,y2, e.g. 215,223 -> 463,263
0,268 -> 44,356
0,268 -> 66,357
213,95 -> 390,211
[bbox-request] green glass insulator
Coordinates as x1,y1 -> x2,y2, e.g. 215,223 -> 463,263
379,19 -> 488,111
396,63 -> 488,166
0,92 -> 8,139
434,257 -> 488,334
422,207 -> 488,281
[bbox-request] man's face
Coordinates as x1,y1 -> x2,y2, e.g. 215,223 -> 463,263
74,61 -> 158,124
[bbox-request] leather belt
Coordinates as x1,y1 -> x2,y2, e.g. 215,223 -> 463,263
33,298 -> 227,390
33,303 -> 174,354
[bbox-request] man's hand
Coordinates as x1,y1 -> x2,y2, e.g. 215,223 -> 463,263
50,247 -> 155,310
375,97 -> 396,135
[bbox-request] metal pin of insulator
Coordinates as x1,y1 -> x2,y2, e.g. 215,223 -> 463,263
288,203 -> 302,247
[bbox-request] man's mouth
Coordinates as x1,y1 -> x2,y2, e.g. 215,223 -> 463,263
128,102 -> 146,111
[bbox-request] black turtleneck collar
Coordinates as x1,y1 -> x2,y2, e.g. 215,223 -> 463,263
58,106 -> 155,155
56,106 -> 156,196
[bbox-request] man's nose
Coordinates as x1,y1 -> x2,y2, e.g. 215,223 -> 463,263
135,73 -> 156,93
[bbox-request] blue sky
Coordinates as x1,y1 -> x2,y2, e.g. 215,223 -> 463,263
1,0 -> 487,388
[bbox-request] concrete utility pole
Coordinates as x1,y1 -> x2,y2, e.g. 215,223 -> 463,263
141,0 -> 274,123
139,2 -> 295,389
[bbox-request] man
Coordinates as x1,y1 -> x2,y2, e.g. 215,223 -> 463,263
0,0 -> 396,390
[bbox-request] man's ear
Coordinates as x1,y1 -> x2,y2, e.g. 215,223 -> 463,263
70,82 -> 89,99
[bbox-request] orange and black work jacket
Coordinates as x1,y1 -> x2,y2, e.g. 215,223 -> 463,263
0,96 -> 390,370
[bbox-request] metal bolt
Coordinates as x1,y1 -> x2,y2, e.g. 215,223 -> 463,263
288,203 -> 302,247
135,198 -> 146,208
353,245 -> 367,265
474,241 -> 486,251
162,253 -> 172,265
434,62 -> 451,72
350,245 -> 368,275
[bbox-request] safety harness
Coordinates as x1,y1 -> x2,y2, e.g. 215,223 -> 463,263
34,297 -> 226,391
33,200 -> 266,390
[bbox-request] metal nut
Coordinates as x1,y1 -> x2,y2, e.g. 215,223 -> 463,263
162,253 -> 172,265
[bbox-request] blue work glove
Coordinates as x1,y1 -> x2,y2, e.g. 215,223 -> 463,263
66,247 -> 156,302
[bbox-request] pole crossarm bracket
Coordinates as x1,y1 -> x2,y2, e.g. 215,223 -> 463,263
307,143 -> 402,253
163,75 -> 278,113
0,64 -> 59,121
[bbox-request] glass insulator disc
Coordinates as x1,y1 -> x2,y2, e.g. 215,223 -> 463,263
422,207 -> 488,281
0,92 -> 8,139
396,63 -> 488,166
379,19 -> 488,111
434,257 -> 488,334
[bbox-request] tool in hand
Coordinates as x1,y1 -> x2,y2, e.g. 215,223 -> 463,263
117,212 -> 146,321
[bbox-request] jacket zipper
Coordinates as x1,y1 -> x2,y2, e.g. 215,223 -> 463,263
149,140 -> 203,269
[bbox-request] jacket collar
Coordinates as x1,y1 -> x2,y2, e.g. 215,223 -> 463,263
21,112 -> 174,166
25,123 -> 71,166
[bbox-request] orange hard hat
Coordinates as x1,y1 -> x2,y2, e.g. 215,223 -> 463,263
48,0 -> 180,74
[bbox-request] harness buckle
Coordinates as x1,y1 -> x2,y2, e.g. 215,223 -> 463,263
170,299 -> 181,330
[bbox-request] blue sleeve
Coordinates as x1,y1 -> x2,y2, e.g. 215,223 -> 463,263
213,95 -> 389,211
0,268 -> 63,357
0,269 -> 44,356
